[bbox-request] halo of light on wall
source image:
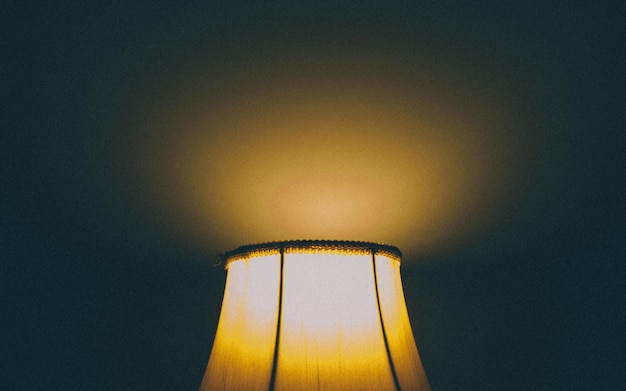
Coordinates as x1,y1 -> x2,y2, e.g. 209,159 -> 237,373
125,71 -> 523,259
113,58 -> 559,261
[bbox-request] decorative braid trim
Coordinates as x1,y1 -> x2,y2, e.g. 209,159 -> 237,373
221,240 -> 401,268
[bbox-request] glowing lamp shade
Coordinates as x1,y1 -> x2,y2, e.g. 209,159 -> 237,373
199,240 -> 431,391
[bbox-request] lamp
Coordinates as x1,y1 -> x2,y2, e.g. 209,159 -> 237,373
199,240 -> 430,391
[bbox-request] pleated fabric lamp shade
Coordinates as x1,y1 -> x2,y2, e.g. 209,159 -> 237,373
199,240 -> 430,391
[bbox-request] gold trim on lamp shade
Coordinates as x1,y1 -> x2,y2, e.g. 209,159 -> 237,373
200,240 -> 431,391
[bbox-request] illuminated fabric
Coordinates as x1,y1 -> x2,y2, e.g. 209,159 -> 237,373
199,240 -> 430,391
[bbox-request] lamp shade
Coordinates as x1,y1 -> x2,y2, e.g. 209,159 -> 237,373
199,240 -> 430,391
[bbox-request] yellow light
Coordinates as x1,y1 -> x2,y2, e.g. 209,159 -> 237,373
199,241 -> 431,391
120,70 -> 521,260
376,254 -> 431,390
199,254 -> 281,390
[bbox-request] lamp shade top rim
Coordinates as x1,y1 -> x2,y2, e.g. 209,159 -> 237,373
221,240 -> 402,267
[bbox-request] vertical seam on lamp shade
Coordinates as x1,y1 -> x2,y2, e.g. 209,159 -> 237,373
268,246 -> 285,391
372,250 -> 402,391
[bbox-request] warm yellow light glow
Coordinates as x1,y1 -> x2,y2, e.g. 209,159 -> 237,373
200,241 -> 431,391
269,174 -> 388,238
376,254 -> 431,391
199,254 -> 281,391
118,67 -> 536,261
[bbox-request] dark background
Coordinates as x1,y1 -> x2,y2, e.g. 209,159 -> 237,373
3,2 -> 624,390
